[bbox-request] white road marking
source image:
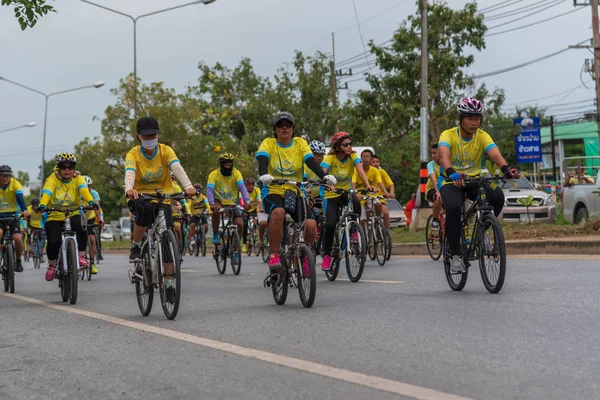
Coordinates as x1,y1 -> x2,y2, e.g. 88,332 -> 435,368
322,278 -> 406,284
1,292 -> 471,400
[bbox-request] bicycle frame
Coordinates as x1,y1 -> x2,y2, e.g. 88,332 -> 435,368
331,189 -> 360,258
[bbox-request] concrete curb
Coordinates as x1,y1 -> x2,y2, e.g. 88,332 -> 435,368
102,238 -> 600,256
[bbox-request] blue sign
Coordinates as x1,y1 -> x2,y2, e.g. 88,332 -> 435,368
514,113 -> 542,163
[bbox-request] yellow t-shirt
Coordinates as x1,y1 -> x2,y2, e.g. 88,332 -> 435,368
322,153 -> 361,200
256,138 -> 313,197
352,166 -> 382,205
40,172 -> 94,221
425,160 -> 442,193
303,168 -> 321,199
190,193 -> 209,215
241,187 -> 261,213
0,177 -> 23,214
438,127 -> 496,181
27,205 -> 43,228
379,168 -> 393,188
171,181 -> 184,217
569,176 -> 595,185
207,168 -> 244,206
125,144 -> 179,194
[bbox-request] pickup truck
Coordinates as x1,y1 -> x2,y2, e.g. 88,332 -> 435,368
561,157 -> 600,224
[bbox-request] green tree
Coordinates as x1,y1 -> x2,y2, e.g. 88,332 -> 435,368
2,0 -> 55,30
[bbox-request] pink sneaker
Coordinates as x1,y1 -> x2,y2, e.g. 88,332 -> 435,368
267,253 -> 281,273
302,256 -> 310,276
79,255 -> 89,268
321,255 -> 331,271
45,265 -> 56,282
351,231 -> 359,243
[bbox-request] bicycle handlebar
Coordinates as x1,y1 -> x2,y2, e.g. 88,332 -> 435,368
270,179 -> 325,187
137,191 -> 186,201
39,205 -> 95,214
444,175 -> 509,184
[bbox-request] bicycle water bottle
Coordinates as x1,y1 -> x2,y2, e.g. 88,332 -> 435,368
463,225 -> 471,244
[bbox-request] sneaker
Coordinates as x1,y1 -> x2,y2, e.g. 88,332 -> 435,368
321,255 -> 331,271
165,279 -> 176,304
45,265 -> 56,282
129,244 -> 142,261
450,255 -> 465,274
302,256 -> 310,276
232,252 -> 239,265
431,218 -> 440,231
15,259 -> 23,273
212,233 -> 220,244
79,255 -> 89,268
40,255 -> 45,263
351,231 -> 359,243
267,253 -> 282,274
91,265 -> 98,274
97,254 -> 104,261
242,243 -> 248,253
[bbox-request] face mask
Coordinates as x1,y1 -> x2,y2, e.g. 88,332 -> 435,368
220,165 -> 233,176
141,138 -> 158,150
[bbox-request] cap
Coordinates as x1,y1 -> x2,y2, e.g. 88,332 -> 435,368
136,116 -> 160,136
273,111 -> 295,126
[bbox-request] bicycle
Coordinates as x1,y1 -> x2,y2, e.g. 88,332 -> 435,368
259,227 -> 269,263
31,229 -> 44,269
244,211 -> 259,257
361,191 -> 392,266
323,188 -> 367,283
442,175 -> 507,293
189,211 -> 208,257
212,206 -> 243,275
128,190 -> 185,320
43,205 -> 96,304
0,215 -> 20,293
309,197 -> 325,257
172,215 -> 187,260
82,224 -> 96,281
22,227 -> 30,263
263,179 -> 317,308
426,209 -> 446,261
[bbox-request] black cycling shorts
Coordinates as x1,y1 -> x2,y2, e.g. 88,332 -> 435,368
426,189 -> 438,202
0,218 -> 20,235
263,194 -> 314,223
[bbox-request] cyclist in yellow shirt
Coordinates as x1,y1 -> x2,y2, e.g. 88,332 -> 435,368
352,149 -> 387,227
256,112 -> 336,273
124,116 -> 196,266
187,183 -> 211,248
241,177 -> 261,253
425,144 -> 443,231
0,165 -> 29,272
83,175 -> 104,274
38,154 -> 100,281
438,98 -> 518,273
370,154 -> 394,229
27,198 -> 47,263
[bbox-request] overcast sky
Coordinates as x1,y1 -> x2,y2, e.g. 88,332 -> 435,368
0,0 -> 593,184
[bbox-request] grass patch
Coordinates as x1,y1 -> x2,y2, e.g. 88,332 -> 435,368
101,239 -> 130,248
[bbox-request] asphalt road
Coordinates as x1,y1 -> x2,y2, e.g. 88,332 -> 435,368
1,251 -> 599,400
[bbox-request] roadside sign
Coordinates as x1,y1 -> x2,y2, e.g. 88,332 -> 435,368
514,112 -> 542,163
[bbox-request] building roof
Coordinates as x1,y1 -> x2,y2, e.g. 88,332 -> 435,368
540,121 -> 597,144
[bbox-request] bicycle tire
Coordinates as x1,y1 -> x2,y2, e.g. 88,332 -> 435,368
59,257 -> 68,302
261,234 -> 269,263
66,239 -> 78,304
442,234 -> 468,291
367,226 -> 376,260
192,233 -> 199,257
295,243 -> 316,308
5,243 -> 15,293
158,230 -> 181,320
375,220 -> 386,266
33,254 -> 40,269
272,256 -> 288,305
478,213 -> 507,294
135,241 -> 154,316
383,227 -> 392,262
84,237 -> 93,281
253,229 -> 261,257
345,221 -> 366,282
426,214 -> 442,261
215,234 -> 227,275
230,230 -> 242,275
200,231 -> 207,257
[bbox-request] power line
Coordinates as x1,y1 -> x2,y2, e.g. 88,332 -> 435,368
485,0 -> 563,22
486,6 -> 584,37
487,0 -> 566,29
502,81 -> 592,106
336,39 -> 392,67
473,39 -> 588,78
478,0 -> 528,14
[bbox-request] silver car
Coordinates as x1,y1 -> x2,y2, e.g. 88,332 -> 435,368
499,177 -> 556,223
386,199 -> 407,228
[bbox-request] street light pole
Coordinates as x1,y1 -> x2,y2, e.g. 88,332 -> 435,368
0,122 -> 36,134
0,77 -> 104,180
79,0 -> 216,117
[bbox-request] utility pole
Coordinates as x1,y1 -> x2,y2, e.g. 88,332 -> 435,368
550,116 -> 557,182
330,32 -> 339,134
419,0 -> 429,208
592,0 -> 600,152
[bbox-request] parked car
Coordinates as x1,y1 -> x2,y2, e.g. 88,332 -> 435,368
386,198 -> 407,228
562,157 -> 600,224
119,216 -> 131,239
101,225 -> 116,242
499,176 -> 556,223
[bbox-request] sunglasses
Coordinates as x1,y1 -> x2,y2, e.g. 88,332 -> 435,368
340,142 -> 353,148
275,121 -> 294,129
58,164 -> 75,170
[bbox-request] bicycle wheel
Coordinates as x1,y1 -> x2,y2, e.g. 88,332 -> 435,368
383,227 -> 392,262
192,232 -> 199,257
59,258 -> 68,303
367,226 -> 376,260
215,234 -> 227,274
200,231 -> 207,257
375,220 -> 386,266
135,241 -> 154,316
443,234 -> 468,291
230,230 -> 242,275
253,229 -> 261,257
426,214 -> 442,261
295,243 -> 316,308
157,230 -> 181,320
84,237 -> 92,281
261,234 -> 269,263
5,243 -> 15,293
66,239 -> 78,304
345,221 -> 366,282
478,213 -> 506,293
272,256 -> 288,305
325,230 -> 340,282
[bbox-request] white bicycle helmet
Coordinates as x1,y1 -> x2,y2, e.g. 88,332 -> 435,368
84,175 -> 93,185
309,140 -> 326,154
457,97 -> 483,116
